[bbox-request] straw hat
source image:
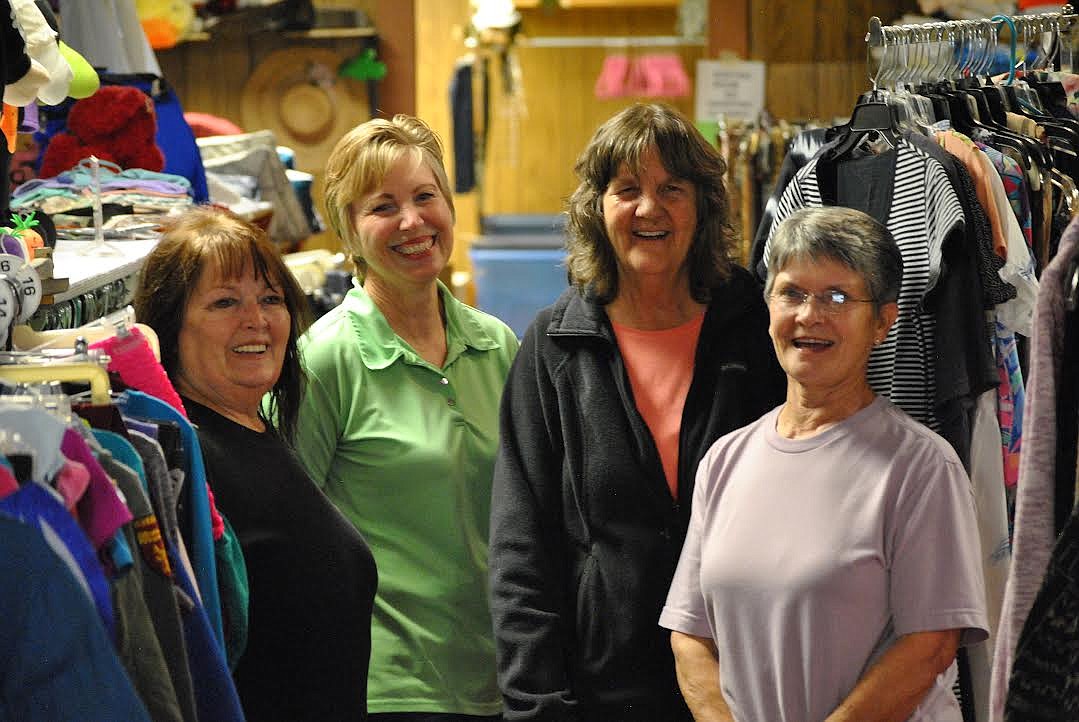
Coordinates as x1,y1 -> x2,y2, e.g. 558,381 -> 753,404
241,47 -> 370,171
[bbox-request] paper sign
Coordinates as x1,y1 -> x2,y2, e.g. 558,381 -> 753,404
695,60 -> 766,123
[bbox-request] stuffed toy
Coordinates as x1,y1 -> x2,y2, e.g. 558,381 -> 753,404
39,86 -> 166,178
135,0 -> 196,50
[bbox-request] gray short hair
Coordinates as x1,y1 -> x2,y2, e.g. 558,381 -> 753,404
764,207 -> 903,309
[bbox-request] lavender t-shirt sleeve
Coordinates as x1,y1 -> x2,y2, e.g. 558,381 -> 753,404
887,420 -> 990,646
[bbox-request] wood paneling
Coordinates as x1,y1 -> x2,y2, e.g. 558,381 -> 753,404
413,0 -> 480,267
479,6 -> 700,216
154,0 -> 921,256
373,0 -> 415,117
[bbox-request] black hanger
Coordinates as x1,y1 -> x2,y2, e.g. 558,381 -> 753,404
7,453 -> 33,485
828,92 -> 900,161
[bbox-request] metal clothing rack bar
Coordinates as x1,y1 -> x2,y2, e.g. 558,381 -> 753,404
864,4 -> 1078,81
519,35 -> 706,49
866,5 -> 1076,49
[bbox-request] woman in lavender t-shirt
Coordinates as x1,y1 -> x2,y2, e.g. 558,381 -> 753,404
661,207 -> 989,722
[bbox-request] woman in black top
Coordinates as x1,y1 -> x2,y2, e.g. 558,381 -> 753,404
136,207 -> 377,721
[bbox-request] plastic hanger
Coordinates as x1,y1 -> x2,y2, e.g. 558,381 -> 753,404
0,361 -> 111,406
830,17 -> 900,160
11,320 -> 160,361
0,341 -> 112,406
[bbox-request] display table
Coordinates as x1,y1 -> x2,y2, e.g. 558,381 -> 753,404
28,238 -> 160,329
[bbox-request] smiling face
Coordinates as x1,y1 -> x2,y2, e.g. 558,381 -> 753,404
349,153 -> 454,299
176,260 -> 292,422
768,256 -> 897,398
602,146 -> 697,294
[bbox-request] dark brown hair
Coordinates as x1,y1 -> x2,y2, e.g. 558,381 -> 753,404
134,207 -> 311,444
565,103 -> 735,304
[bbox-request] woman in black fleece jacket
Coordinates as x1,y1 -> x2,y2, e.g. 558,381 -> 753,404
489,103 -> 785,722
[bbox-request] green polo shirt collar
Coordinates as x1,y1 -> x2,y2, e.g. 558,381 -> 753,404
344,280 -> 502,370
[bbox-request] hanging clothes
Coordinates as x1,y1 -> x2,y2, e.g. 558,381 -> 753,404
0,513 -> 153,721
994,218 -> 1079,718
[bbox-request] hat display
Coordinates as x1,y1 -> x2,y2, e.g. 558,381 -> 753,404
240,47 -> 370,172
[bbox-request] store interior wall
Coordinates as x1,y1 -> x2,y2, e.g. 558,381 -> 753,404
155,0 -> 918,268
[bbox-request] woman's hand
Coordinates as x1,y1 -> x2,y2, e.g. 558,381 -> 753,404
670,631 -> 736,722
824,629 -> 961,722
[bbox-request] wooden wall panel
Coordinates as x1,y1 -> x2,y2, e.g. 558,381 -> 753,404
765,61 -> 866,122
748,0 -> 890,63
413,0 -> 480,269
154,0 -> 923,256
481,6 -> 701,216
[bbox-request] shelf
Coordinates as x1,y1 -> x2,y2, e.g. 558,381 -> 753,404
516,0 -> 678,6
282,27 -> 377,40
177,26 -> 376,44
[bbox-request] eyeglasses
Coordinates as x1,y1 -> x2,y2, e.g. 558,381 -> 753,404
769,287 -> 875,315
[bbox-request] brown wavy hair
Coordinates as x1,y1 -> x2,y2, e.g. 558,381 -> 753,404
133,207 -> 311,444
565,103 -> 735,304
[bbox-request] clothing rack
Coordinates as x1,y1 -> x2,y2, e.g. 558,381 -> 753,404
865,5 -> 1078,78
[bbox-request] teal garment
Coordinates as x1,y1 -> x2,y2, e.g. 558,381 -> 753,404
294,280 -> 518,715
214,515 -> 249,672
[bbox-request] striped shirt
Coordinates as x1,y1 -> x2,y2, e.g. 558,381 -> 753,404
763,135 -> 966,430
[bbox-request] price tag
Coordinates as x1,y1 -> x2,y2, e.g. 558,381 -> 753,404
0,254 -> 41,323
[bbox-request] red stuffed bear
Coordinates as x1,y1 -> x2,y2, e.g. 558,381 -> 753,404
39,86 -> 166,178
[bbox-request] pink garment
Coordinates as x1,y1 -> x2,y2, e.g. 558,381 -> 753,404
89,327 -> 187,417
59,428 -> 133,549
611,312 -> 704,500
0,464 -> 17,499
54,459 -> 91,512
206,484 -> 224,540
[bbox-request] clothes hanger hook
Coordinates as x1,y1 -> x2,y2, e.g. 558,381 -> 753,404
866,16 -> 886,95
991,14 -> 1017,85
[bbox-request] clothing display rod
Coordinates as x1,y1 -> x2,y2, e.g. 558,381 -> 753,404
865,5 -> 1077,69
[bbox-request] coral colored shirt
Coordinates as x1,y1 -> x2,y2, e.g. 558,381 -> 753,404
612,312 -> 704,500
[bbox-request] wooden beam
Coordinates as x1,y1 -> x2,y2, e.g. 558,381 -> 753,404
374,0 -> 416,117
708,0 -> 750,59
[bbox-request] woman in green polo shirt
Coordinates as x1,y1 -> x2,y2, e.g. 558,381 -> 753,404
294,114 -> 518,721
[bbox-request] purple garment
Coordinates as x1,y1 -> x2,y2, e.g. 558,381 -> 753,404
17,102 -> 38,133
60,427 -> 133,549
122,414 -> 159,439
662,397 -> 989,722
989,216 -> 1079,721
12,174 -> 191,198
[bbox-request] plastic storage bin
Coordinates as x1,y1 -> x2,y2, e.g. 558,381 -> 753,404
469,215 -> 568,338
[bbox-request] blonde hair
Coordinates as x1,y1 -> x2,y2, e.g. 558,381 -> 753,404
323,114 -> 455,278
